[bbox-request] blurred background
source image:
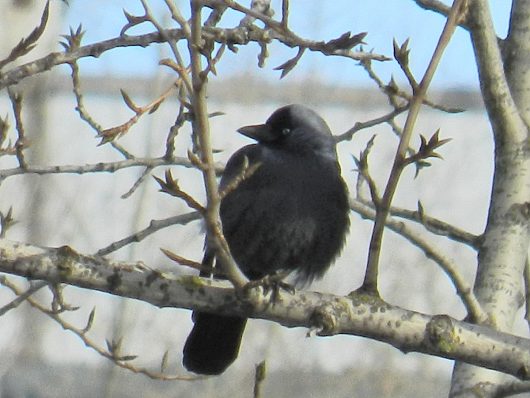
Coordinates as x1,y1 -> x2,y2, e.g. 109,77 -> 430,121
0,1 -> 515,397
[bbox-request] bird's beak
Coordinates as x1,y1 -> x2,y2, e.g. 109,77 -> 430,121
237,123 -> 275,143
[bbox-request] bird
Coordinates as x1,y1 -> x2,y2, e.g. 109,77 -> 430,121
182,104 -> 350,375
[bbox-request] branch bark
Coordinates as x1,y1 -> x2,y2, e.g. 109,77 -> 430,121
1,238 -> 530,379
450,0 -> 530,396
0,24 -> 386,91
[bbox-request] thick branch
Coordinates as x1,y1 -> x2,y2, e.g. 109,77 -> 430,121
1,239 -> 530,379
451,1 -> 530,396
188,1 -> 248,287
504,0 -> 530,130
468,0 -> 530,345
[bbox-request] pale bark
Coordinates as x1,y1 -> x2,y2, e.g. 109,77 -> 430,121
2,238 -> 530,379
449,0 -> 530,396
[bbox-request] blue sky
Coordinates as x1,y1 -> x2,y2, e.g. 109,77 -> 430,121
64,1 -> 512,89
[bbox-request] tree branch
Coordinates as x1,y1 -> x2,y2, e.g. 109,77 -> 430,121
0,238 -> 529,379
187,0 -> 248,288
0,156 -> 224,183
350,198 -> 486,322
362,0 -> 467,293
0,276 -> 196,381
0,22 -> 387,91
95,212 -> 201,256
450,0 -> 530,395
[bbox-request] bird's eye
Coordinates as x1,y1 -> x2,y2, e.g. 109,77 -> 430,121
281,127 -> 291,136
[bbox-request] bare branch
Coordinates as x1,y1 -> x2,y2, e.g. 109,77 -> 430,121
154,169 -> 206,214
144,0 -> 194,95
335,105 -> 409,143
0,156 -> 212,183
121,166 -> 154,199
0,278 -> 47,316
95,212 -> 200,256
350,198 -> 486,322
0,11 -> 389,90
0,276 -> 196,381
0,239 -> 526,379
388,202 -> 481,248
98,84 -> 175,146
7,89 -> 28,169
254,361 -> 267,398
0,1 -> 50,69
363,0 -> 468,294
67,51 -> 133,158
188,0 -> 248,288
360,58 -> 464,114
413,0 -> 472,31
0,207 -> 16,238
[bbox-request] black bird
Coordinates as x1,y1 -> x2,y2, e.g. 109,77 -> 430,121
183,104 -> 350,375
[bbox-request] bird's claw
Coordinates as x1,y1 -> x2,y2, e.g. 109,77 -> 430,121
245,271 -> 295,306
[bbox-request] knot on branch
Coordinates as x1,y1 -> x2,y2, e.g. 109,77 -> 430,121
309,298 -> 353,336
310,303 -> 338,336
425,315 -> 458,353
238,281 -> 269,313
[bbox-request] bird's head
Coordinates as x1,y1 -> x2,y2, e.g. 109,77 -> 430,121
237,104 -> 337,158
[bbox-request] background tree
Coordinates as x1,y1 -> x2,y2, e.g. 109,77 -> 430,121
0,1 -> 528,397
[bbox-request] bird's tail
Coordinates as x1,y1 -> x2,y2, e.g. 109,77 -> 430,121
183,312 -> 247,375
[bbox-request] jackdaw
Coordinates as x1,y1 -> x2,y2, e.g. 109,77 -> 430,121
183,104 -> 350,375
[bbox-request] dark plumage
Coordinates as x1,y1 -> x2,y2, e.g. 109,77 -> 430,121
183,104 -> 350,375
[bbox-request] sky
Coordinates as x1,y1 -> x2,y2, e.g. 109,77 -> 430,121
61,1 -> 513,90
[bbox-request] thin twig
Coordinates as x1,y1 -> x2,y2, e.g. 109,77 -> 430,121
97,84 -> 176,146
280,0 -> 289,28
212,0 -> 386,61
361,58 -> 464,114
0,207 -> 16,238
160,248 -> 220,275
0,277 -> 197,381
0,22 -> 388,91
351,198 -> 486,322
145,0 -> 194,95
0,1 -> 50,70
363,0 -> 468,293
68,56 -> 133,158
413,0 -> 471,31
95,212 -> 201,256
0,278 -> 47,316
121,166 -> 154,199
388,202 -> 481,248
155,169 -> 206,214
335,105 -> 409,143
164,100 -> 186,160
0,156 -> 213,182
253,361 -> 267,398
7,89 -> 28,169
70,58 -> 103,132
353,136 -> 381,206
